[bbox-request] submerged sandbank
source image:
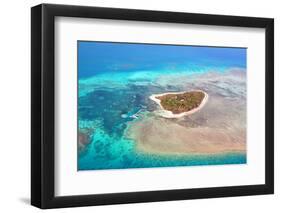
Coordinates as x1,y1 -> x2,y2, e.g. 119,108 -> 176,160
126,116 -> 246,155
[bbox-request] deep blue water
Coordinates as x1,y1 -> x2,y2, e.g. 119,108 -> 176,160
78,41 -> 246,79
78,41 -> 247,171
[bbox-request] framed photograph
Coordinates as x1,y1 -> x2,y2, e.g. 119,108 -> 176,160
31,3 -> 274,209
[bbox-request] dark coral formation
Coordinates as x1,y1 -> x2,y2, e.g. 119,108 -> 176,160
78,128 -> 94,153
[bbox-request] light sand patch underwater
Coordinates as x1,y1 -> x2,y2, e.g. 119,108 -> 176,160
126,116 -> 245,155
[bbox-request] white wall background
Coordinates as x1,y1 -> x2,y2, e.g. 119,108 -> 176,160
0,0 -> 279,212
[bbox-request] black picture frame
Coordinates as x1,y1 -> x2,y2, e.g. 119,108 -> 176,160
31,3 -> 274,209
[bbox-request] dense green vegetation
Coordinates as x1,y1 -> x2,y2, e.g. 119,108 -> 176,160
156,91 -> 205,114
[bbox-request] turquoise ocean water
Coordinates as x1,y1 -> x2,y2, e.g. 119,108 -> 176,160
78,41 -> 247,170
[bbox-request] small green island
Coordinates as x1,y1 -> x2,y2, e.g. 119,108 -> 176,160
156,91 -> 205,114
150,90 -> 208,118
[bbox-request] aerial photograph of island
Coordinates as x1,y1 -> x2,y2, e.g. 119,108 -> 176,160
78,41 -> 247,170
